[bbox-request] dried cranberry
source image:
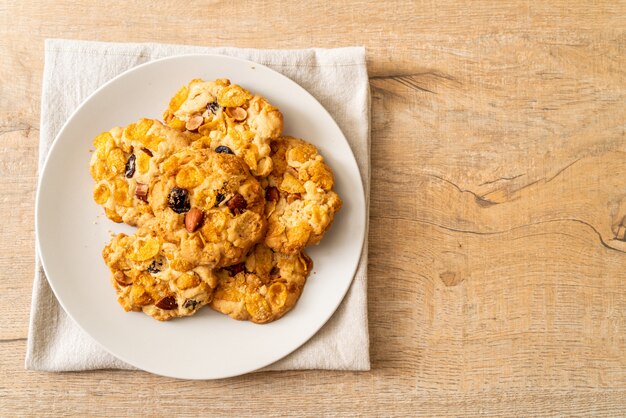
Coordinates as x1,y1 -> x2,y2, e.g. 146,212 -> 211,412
168,187 -> 190,214
265,186 -> 279,202
125,154 -> 136,178
227,193 -> 247,215
269,266 -> 281,278
155,296 -> 177,310
215,145 -> 234,155
225,263 -> 245,276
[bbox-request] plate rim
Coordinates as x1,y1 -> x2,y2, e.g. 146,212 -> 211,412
35,53 -> 366,379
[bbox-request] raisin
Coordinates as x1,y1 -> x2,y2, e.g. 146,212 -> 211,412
265,186 -> 279,202
183,299 -> 199,310
147,258 -> 163,274
215,193 -> 225,206
207,101 -> 221,115
155,296 -> 177,310
225,262 -> 245,276
227,193 -> 247,215
269,266 -> 281,279
168,187 -> 190,213
125,154 -> 136,178
215,145 -> 234,155
141,147 -> 153,157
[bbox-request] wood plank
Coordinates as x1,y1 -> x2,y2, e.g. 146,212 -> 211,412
1,0 -> 625,415
1,339 -> 626,416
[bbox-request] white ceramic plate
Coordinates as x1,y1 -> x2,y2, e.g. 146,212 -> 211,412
36,55 -> 365,379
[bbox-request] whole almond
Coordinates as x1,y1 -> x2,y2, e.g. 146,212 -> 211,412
185,115 -> 204,131
224,262 -> 245,277
227,193 -> 247,215
185,207 -> 204,232
135,183 -> 148,202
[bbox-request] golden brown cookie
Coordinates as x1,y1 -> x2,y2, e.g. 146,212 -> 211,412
262,137 -> 342,254
102,227 -> 217,321
147,147 -> 266,269
210,244 -> 312,323
163,78 -> 283,177
89,118 -> 192,226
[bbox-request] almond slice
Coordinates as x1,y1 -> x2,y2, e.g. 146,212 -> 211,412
225,107 -> 248,122
114,271 -> 132,287
185,115 -> 204,131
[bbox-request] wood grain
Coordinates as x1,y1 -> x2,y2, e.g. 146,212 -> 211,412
1,0 -> 626,415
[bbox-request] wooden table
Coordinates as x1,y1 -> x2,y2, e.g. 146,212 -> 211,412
2,1 -> 625,415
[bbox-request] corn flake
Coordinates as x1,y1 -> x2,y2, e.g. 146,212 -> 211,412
167,117 -> 186,131
245,293 -> 271,321
217,85 -> 252,108
176,273 -> 201,290
130,238 -> 161,262
175,165 -> 203,188
136,151 -> 151,174
93,183 -> 110,204
267,282 -> 287,308
280,173 -> 305,194
106,148 -> 126,175
105,208 -> 123,223
168,85 -> 189,113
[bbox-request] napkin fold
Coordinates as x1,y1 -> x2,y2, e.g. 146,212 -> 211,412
26,39 -> 370,373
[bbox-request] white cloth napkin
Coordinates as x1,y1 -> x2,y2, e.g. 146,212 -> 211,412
26,39 -> 370,374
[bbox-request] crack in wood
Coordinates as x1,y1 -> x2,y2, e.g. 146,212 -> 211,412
370,71 -> 460,94
376,215 -> 626,254
392,76 -> 437,94
485,158 -> 584,201
370,71 -> 457,82
0,125 -> 38,137
544,157 -> 583,184
427,174 -> 497,207
479,174 -> 525,186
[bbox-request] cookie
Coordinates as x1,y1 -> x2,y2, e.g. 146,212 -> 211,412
163,78 -> 283,177
90,118 -> 192,226
102,227 -> 218,321
210,244 -> 312,323
147,147 -> 266,269
262,137 -> 342,254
